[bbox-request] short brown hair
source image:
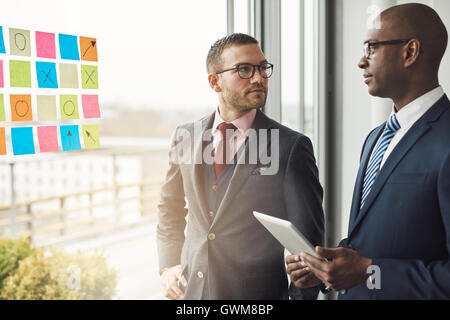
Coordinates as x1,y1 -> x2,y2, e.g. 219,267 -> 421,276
206,33 -> 259,73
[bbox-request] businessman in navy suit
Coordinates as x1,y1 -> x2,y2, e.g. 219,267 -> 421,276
286,3 -> 450,299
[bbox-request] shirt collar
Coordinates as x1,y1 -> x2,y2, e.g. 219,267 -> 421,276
212,107 -> 257,134
391,86 -> 445,130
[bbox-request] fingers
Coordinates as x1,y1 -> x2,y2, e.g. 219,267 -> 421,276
290,265 -> 311,281
163,274 -> 185,300
286,254 -> 300,264
315,246 -> 344,259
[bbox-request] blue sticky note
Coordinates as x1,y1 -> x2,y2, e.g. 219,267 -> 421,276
60,125 -> 81,151
11,127 -> 35,155
59,34 -> 80,60
0,26 -> 5,54
36,62 -> 58,88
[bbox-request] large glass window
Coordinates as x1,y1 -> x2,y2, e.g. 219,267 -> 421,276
0,0 -> 227,300
281,0 -> 315,141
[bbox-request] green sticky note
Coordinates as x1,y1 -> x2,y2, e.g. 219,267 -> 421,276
9,28 -> 31,57
10,60 -> 31,87
59,63 -> 79,88
60,95 -> 79,120
37,95 -> 57,120
82,124 -> 100,149
0,94 -> 5,121
81,65 -> 98,89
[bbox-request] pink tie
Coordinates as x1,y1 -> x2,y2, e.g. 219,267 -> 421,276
214,122 -> 237,177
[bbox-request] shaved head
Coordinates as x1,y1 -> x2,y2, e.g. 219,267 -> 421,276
381,3 -> 448,72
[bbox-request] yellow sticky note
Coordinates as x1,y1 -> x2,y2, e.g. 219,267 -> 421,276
82,124 -> 100,149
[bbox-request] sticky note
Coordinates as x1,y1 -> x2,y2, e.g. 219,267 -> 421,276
80,36 -> 98,62
60,95 -> 79,120
82,95 -> 100,118
60,125 -> 81,151
10,60 -> 31,88
38,126 -> 59,152
37,95 -> 57,121
0,26 -> 5,54
36,31 -> 56,59
59,63 -> 78,88
0,60 -> 3,87
11,127 -> 35,155
9,28 -> 31,57
0,128 -> 6,155
36,61 -> 58,88
81,65 -> 98,89
59,34 -> 80,60
10,94 -> 32,121
0,94 -> 5,121
82,124 -> 100,149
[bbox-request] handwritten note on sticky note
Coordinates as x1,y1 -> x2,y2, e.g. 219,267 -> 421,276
82,95 -> 100,118
36,31 -> 56,59
82,124 -> 100,149
60,95 -> 79,120
60,125 -> 81,151
80,36 -> 98,62
38,126 -> 59,152
10,94 -> 32,121
9,28 -> 31,57
10,60 -> 31,88
11,127 -> 35,155
36,61 -> 58,89
81,65 -> 98,89
0,128 -> 6,155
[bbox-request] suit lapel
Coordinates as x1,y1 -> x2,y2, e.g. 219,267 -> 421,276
348,95 -> 449,238
348,125 -> 384,233
211,110 -> 273,227
191,112 -> 215,222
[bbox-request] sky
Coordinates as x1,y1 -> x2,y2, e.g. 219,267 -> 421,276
0,0 -> 227,110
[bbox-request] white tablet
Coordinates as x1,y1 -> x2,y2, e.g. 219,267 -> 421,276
253,211 -> 317,256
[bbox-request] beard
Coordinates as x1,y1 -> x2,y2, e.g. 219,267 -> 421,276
221,85 -> 268,111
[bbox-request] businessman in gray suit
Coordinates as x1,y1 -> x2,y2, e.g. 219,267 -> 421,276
157,33 -> 324,300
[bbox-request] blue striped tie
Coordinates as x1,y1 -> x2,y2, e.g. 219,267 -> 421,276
360,114 -> 401,209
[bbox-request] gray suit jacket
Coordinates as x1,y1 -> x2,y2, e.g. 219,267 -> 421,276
157,109 -> 324,299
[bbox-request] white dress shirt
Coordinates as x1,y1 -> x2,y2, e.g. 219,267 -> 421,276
378,86 -> 445,169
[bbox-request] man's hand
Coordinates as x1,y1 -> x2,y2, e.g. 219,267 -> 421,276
286,254 -> 322,288
161,265 -> 188,300
301,246 -> 372,291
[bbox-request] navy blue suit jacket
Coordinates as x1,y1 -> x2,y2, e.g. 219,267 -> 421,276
339,95 -> 450,299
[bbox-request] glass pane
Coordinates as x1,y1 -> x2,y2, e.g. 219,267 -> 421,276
281,0 -> 301,131
234,0 -> 250,34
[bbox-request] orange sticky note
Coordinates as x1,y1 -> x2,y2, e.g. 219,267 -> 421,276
10,94 -> 33,121
79,37 -> 98,62
0,127 -> 6,155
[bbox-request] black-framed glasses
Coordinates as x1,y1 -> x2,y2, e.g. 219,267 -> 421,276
363,39 -> 424,59
216,62 -> 274,79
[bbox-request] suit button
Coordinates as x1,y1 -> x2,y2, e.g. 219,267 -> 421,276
212,185 -> 218,191
208,233 -> 216,240
209,211 -> 214,217
197,271 -> 204,279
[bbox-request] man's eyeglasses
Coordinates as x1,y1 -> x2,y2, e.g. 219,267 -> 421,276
216,62 -> 274,79
363,39 -> 424,59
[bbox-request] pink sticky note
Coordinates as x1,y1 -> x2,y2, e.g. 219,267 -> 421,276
82,95 -> 101,118
36,31 -> 56,59
38,126 -> 59,152
0,60 -> 3,88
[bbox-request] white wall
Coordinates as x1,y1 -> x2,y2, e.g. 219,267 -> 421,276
331,0 -> 450,243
